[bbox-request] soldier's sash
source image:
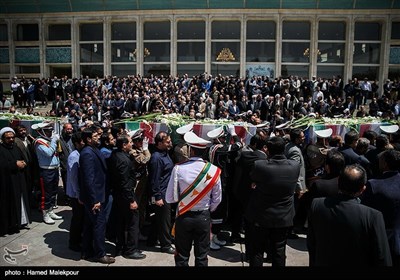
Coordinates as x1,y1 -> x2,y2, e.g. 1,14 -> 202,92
177,162 -> 221,216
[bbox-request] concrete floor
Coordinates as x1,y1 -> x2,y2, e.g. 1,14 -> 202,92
0,205 -> 309,269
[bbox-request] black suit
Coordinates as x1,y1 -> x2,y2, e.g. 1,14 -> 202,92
51,100 -> 65,116
245,154 -> 300,266
233,149 -> 267,207
294,175 -> 339,230
307,194 -> 392,266
310,176 -> 339,197
365,148 -> 386,178
339,145 -> 372,178
59,135 -> 73,196
108,149 -> 140,256
233,149 -> 267,258
79,145 -> 108,259
362,171 -> 400,266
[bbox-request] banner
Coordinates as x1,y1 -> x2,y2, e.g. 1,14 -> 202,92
246,64 -> 275,78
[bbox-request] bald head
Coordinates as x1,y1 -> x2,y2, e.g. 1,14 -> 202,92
338,164 -> 367,195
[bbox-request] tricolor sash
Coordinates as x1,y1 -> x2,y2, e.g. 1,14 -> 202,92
177,162 -> 221,216
34,137 -> 51,148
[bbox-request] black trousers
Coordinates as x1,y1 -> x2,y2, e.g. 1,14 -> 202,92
69,198 -> 84,247
115,195 -> 140,255
249,224 -> 289,267
60,168 -> 67,197
175,210 -> 210,267
211,180 -> 227,234
151,201 -> 173,250
82,204 -> 107,259
39,168 -> 59,210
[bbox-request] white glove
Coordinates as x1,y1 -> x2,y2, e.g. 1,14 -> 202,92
51,132 -> 60,141
228,124 -> 237,136
142,137 -> 149,151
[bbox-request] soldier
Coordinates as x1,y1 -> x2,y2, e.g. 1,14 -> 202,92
173,123 -> 194,163
166,131 -> 222,266
128,129 -> 151,234
207,125 -> 243,250
31,122 -> 63,225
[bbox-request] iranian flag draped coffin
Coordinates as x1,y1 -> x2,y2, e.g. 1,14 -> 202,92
125,121 -> 257,145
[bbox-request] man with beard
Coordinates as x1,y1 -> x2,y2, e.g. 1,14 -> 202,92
147,131 -> 175,254
79,127 -> 115,264
59,123 -> 74,204
0,127 -> 30,235
108,134 -> 146,260
13,125 -> 38,208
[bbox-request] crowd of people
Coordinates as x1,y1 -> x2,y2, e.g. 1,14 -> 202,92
1,73 -> 399,126
0,72 -> 400,267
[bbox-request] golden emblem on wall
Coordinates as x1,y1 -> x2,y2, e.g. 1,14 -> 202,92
216,48 -> 235,62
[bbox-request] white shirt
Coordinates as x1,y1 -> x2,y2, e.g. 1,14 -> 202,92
165,157 -> 222,212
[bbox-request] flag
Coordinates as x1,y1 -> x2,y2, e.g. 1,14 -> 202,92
8,119 -> 42,135
306,123 -> 384,144
125,121 -> 256,145
125,121 -> 169,144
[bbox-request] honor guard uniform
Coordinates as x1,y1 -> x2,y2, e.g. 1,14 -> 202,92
173,122 -> 194,163
380,124 -> 399,144
166,131 -> 222,266
31,122 -> 63,225
128,128 -> 151,232
207,125 -> 243,250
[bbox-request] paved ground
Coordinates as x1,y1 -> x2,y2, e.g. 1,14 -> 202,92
0,203 -> 309,270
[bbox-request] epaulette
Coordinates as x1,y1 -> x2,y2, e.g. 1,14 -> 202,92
176,158 -> 206,165
33,138 -> 50,148
176,159 -> 190,165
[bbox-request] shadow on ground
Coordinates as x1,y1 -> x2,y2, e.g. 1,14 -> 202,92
287,235 -> 308,252
43,230 -> 81,261
208,245 -> 243,263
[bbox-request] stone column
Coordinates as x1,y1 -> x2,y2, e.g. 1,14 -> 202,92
310,16 -> 318,78
380,17 -> 391,96
344,16 -> 354,81
170,15 -> 176,76
104,17 -> 111,77
137,16 -> 143,75
205,15 -> 211,75
8,19 -> 15,79
71,18 -> 79,79
39,18 -> 46,78
240,14 -> 246,78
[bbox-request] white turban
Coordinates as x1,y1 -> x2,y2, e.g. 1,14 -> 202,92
0,127 -> 15,139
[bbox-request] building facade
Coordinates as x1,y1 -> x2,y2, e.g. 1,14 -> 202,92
0,0 -> 399,86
